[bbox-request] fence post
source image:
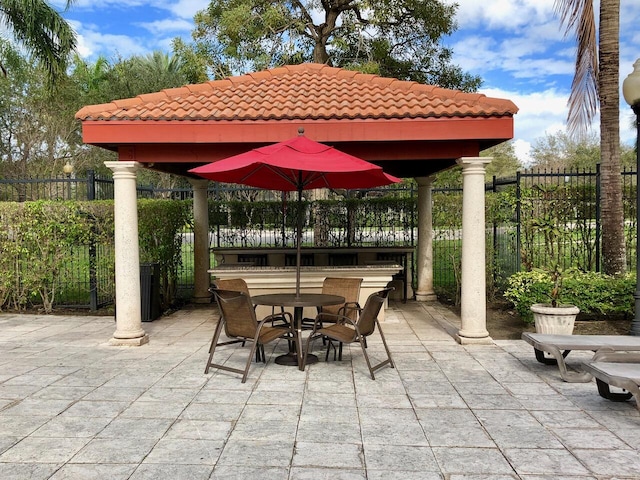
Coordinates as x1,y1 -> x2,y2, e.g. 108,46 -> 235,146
595,163 -> 601,272
87,170 -> 96,201
281,191 -> 286,246
410,182 -> 415,247
492,175 -> 498,288
89,217 -> 98,311
85,170 -> 98,309
516,171 -> 522,272
346,190 -> 352,247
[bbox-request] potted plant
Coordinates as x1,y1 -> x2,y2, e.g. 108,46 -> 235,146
529,265 -> 579,334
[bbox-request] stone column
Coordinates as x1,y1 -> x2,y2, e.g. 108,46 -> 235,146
456,157 -> 493,344
415,176 -> 437,301
105,161 -> 149,346
190,179 -> 211,303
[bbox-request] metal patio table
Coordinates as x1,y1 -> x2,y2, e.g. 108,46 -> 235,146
252,293 -> 345,369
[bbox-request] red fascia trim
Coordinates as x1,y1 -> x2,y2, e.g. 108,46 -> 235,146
81,117 -> 514,146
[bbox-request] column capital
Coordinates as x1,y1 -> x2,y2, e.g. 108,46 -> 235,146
456,157 -> 492,177
188,178 -> 209,190
456,156 -> 492,165
415,176 -> 435,187
104,161 -> 142,178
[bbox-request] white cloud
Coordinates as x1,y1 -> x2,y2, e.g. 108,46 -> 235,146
136,18 -> 194,35
160,0 -> 210,20
513,139 -> 533,166
482,87 -> 571,164
52,0 -> 148,9
53,0 -> 208,19
71,23 -> 149,59
485,84 -> 636,164
451,0 -> 555,31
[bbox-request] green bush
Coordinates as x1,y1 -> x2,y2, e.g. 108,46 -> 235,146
0,199 -> 189,313
0,201 -> 103,312
138,199 -> 191,309
504,269 -> 635,323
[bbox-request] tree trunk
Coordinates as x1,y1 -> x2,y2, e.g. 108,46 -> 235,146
311,3 -> 342,64
598,0 -> 624,275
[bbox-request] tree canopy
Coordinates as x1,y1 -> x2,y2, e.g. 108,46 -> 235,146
176,0 -> 481,91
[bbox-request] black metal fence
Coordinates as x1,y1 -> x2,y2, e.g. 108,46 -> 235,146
0,166 -> 635,310
0,171 -> 115,202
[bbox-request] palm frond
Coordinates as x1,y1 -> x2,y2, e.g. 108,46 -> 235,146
554,0 -> 598,138
0,0 -> 77,84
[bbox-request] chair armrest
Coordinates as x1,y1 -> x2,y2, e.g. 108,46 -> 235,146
338,302 -> 361,318
261,311 -> 293,325
312,312 -> 356,329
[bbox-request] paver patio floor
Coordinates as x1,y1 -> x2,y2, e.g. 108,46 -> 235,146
1,301 -> 639,479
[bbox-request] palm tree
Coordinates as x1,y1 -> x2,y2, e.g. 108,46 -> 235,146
0,0 -> 77,83
555,0 -> 623,275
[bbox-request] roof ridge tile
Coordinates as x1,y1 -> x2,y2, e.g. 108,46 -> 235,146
137,92 -> 167,104
231,74 -> 257,85
112,98 -> 141,109
334,68 -> 359,79
163,87 -> 192,97
249,70 -> 273,81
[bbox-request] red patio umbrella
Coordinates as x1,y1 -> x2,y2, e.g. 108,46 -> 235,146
189,129 -> 401,296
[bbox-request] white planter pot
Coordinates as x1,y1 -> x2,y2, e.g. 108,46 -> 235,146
530,303 -> 579,334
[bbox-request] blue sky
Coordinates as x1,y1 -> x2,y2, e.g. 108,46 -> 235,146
52,0 -> 640,164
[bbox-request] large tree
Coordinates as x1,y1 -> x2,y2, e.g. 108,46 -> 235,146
0,43 -> 80,180
65,52 -> 193,187
530,132 -> 600,171
555,0 -> 623,275
177,0 -> 481,91
0,0 -> 76,83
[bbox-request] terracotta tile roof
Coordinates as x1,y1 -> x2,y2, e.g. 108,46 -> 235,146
76,63 -> 518,122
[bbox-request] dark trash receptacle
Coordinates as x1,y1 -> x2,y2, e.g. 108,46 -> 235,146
140,263 -> 161,321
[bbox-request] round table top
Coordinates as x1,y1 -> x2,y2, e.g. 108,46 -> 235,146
252,293 -> 345,308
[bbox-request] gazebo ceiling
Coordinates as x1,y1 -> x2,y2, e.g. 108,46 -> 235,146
76,63 -> 518,179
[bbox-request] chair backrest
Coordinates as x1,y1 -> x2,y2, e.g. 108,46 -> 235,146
213,278 -> 250,296
212,289 -> 258,339
356,287 -> 394,337
320,277 -> 362,319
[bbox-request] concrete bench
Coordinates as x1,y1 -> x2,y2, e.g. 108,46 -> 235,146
212,246 -> 414,302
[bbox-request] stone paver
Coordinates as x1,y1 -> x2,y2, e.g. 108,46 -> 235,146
1,302 -> 639,479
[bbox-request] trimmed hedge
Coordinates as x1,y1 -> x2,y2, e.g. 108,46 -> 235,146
504,268 -> 635,323
0,199 -> 190,312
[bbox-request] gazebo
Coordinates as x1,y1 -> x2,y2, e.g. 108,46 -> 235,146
75,63 -> 518,346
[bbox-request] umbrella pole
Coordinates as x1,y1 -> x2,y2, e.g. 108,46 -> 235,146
296,183 -> 303,298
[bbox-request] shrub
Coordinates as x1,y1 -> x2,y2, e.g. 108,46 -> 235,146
504,269 -> 635,323
138,199 -> 191,309
0,199 -> 189,313
0,201 -> 99,312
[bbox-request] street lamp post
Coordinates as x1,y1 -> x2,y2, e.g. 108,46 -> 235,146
63,161 -> 74,200
623,58 -> 640,336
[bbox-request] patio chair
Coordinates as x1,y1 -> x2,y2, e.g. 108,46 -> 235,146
301,277 -> 362,331
213,278 -> 251,296
212,278 -> 289,330
582,349 -> 640,410
209,278 -> 253,354
302,287 -> 394,380
206,289 -> 292,383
